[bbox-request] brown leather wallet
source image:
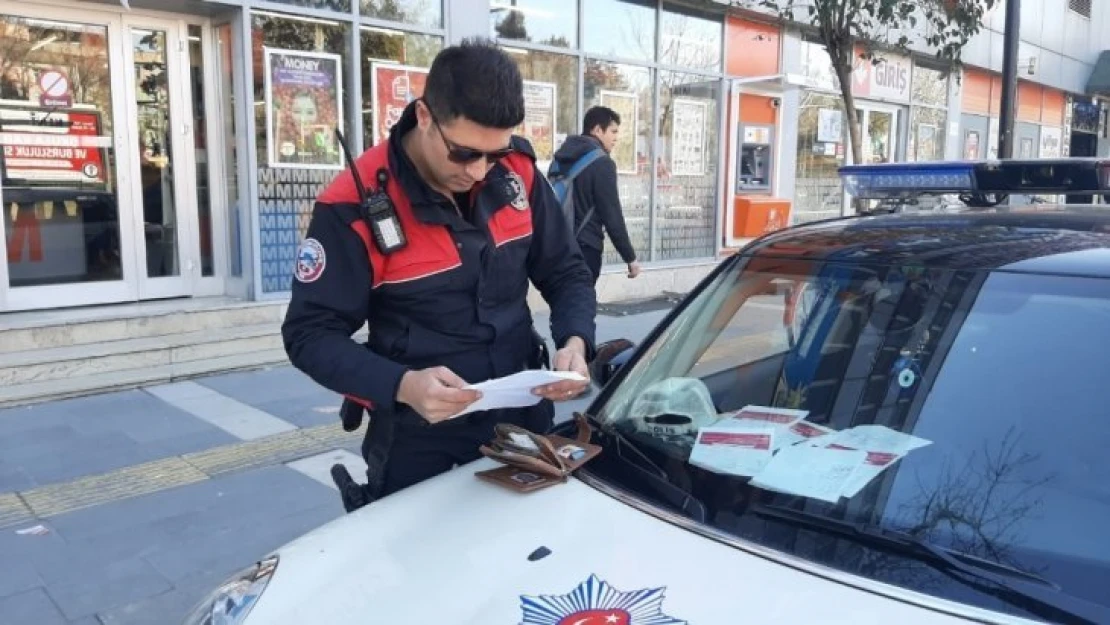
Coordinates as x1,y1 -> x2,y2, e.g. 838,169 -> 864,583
475,413 -> 602,493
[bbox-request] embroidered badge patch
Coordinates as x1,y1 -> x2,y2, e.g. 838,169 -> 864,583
506,171 -> 529,210
519,574 -> 686,624
294,237 -> 326,283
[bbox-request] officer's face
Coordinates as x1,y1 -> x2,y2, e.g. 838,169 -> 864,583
416,101 -> 514,193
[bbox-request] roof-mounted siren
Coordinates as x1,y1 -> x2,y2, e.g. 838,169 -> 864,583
838,159 -> 1110,208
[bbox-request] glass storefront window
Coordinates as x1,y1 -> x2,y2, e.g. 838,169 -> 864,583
909,65 -> 948,162
1,16 -> 122,287
659,2 -> 722,72
267,0 -> 352,14
794,92 -> 846,224
584,60 -> 653,266
912,65 -> 948,108
909,106 -> 946,161
361,27 -> 442,147
362,0 -> 442,29
491,0 -> 577,48
187,25 -> 214,277
583,0 -> 657,64
504,47 -> 579,171
655,71 -> 719,261
215,23 -> 241,277
251,12 -> 350,294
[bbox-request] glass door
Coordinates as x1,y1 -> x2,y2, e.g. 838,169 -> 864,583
122,16 -> 198,300
0,10 -> 138,310
854,106 -> 898,164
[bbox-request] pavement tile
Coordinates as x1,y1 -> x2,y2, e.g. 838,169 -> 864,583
45,557 -> 172,621
0,464 -> 36,494
14,431 -> 156,487
0,588 -> 66,625
0,557 -> 41,600
252,396 -> 341,429
195,366 -> 335,406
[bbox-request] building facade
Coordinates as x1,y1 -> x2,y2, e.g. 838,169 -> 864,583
2,0 -> 1109,313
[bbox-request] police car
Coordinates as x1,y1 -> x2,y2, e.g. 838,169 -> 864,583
184,159 -> 1110,625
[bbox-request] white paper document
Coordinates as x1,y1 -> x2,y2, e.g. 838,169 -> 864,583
447,370 -> 587,419
750,444 -> 866,503
689,426 -> 775,477
775,420 -> 836,451
825,425 -> 932,456
717,406 -> 809,451
839,451 -> 904,498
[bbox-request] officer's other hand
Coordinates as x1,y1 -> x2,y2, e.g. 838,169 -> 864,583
397,367 -> 481,423
533,337 -> 590,402
627,261 -> 642,279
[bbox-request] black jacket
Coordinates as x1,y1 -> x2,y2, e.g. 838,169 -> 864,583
550,135 -> 637,263
281,101 -> 597,424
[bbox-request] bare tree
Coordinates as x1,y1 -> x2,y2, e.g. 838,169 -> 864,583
737,0 -> 999,164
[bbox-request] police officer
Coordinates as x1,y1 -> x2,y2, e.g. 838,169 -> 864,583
281,38 -> 597,510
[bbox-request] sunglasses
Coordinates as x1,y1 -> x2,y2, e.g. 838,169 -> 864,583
424,100 -> 514,164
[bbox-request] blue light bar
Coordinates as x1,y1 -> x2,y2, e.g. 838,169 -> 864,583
840,162 -> 976,199
838,158 -> 1110,200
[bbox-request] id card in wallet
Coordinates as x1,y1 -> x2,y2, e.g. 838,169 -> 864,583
476,465 -> 562,493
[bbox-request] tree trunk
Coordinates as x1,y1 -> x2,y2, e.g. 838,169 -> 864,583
834,61 -> 863,166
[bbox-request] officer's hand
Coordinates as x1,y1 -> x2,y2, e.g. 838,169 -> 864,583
627,261 -> 642,279
397,367 -> 481,424
533,337 -> 590,402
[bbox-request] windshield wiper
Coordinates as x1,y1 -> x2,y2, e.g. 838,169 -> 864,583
750,502 -> 1110,625
578,412 -> 708,523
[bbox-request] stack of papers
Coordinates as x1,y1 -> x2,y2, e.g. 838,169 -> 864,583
690,406 -> 932,502
448,370 -> 587,419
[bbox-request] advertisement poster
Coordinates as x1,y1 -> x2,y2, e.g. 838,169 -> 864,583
671,97 -> 707,177
599,90 -> 638,174
1040,126 -> 1063,158
517,80 -> 557,164
817,108 -> 842,143
371,62 -> 429,145
963,130 -> 980,160
264,48 -> 344,170
0,105 -> 109,186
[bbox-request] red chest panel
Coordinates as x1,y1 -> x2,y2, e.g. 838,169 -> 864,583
321,144 -> 535,289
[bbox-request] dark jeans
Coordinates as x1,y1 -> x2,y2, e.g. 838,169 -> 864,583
581,243 -> 603,284
362,401 -> 554,498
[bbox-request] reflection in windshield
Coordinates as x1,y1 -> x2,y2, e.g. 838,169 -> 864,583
592,250 -> 1110,620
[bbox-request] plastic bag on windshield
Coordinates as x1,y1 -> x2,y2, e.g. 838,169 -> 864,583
625,377 -> 719,444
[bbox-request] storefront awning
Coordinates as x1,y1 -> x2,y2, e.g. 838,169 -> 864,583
1086,50 -> 1110,95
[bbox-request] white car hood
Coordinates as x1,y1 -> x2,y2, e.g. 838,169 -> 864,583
245,457 -> 1034,625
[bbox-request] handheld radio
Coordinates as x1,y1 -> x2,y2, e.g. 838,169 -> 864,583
334,129 -> 407,254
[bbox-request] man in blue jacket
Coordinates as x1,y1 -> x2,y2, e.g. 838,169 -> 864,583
550,106 -> 641,283
281,38 -> 597,510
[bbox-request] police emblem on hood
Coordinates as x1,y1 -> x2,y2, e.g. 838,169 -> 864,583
519,574 -> 686,624
505,170 -> 529,211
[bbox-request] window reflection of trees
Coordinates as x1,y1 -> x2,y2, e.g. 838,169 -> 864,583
362,0 -> 441,29
0,19 -> 112,126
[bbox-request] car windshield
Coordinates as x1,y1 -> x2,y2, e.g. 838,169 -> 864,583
591,250 -> 1110,621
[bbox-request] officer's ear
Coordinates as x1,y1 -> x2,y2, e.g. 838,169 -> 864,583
415,99 -> 434,131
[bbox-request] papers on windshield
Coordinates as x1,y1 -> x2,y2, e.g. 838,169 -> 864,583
749,444 -> 866,503
689,406 -> 932,502
689,426 -> 775,477
447,370 -> 587,419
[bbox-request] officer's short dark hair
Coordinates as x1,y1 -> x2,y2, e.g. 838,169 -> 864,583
583,106 -> 621,135
423,37 -> 525,130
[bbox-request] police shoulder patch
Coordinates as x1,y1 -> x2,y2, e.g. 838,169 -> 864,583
506,170 -> 529,211
295,237 -> 326,283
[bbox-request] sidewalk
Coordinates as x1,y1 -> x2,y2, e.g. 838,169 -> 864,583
0,303 -> 674,625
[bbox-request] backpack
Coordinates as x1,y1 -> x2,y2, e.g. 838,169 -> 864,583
547,148 -> 605,239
